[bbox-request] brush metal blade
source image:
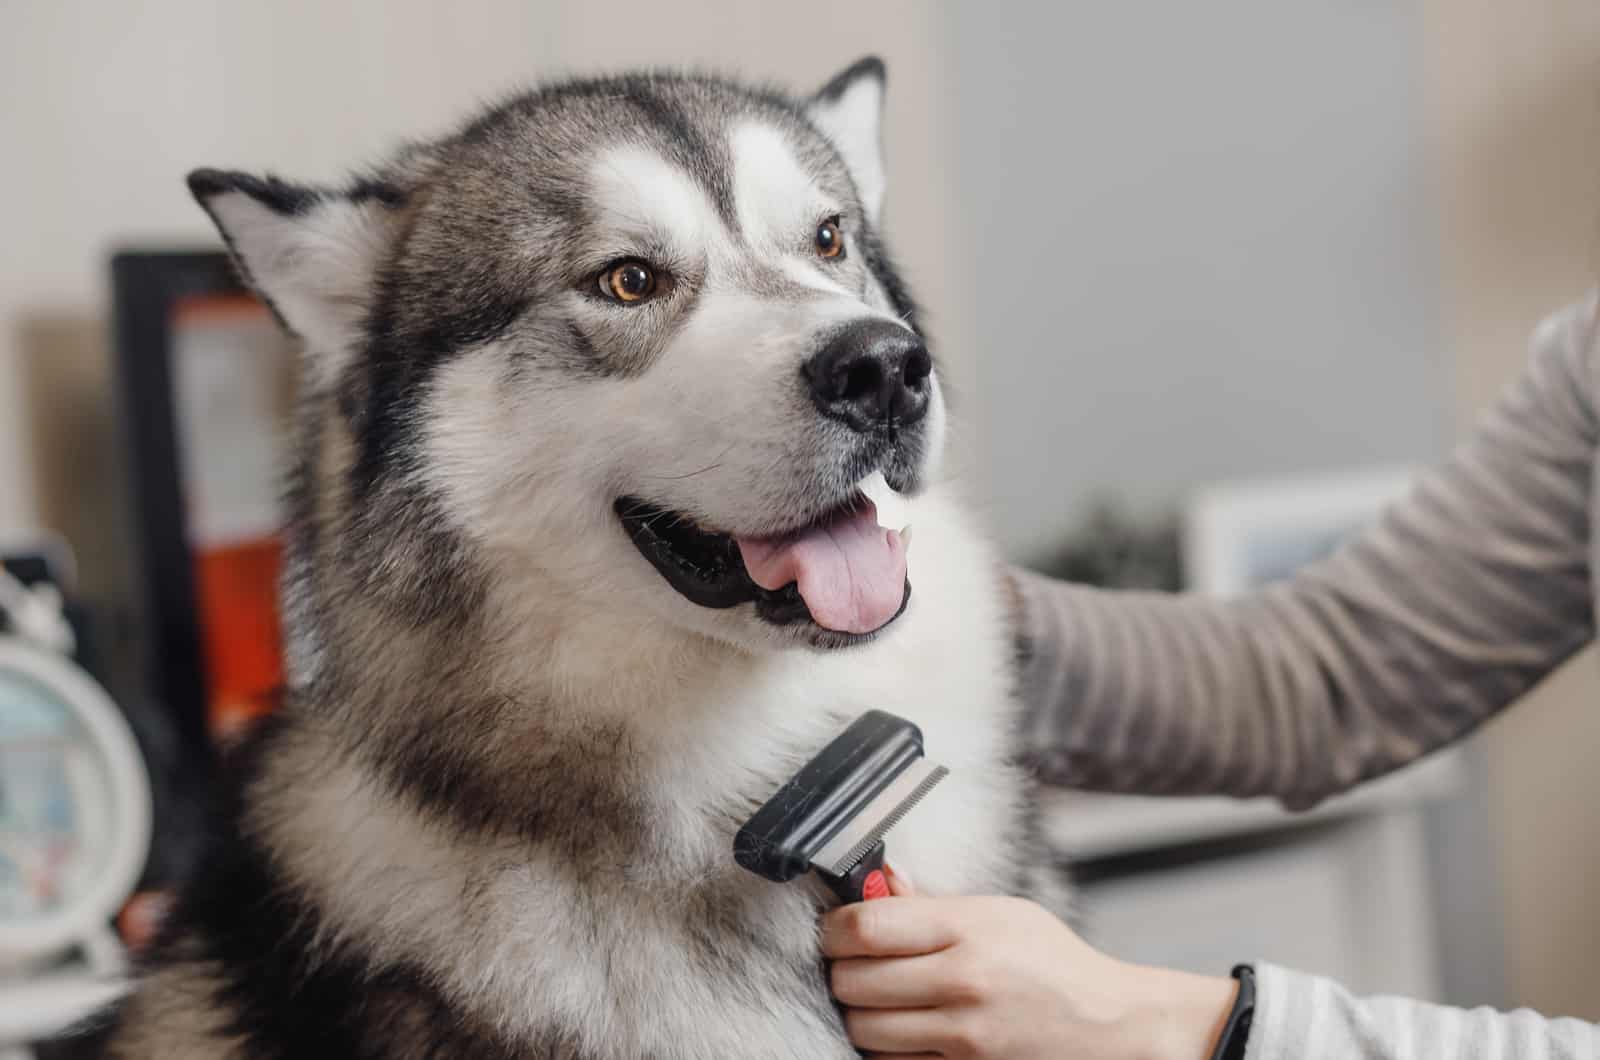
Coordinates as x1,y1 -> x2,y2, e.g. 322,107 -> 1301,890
811,758 -> 948,878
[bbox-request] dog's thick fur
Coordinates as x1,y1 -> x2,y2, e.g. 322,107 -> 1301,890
85,58 -> 1059,1059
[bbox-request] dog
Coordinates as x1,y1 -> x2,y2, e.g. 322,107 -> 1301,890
84,57 -> 1062,1059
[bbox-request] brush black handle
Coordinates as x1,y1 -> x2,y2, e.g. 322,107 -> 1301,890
820,842 -> 889,904
735,711 -> 926,884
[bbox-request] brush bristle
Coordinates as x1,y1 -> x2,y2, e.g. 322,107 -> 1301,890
824,764 -> 948,877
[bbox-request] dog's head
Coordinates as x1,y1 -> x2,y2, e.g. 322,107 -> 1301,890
191,58 -> 940,654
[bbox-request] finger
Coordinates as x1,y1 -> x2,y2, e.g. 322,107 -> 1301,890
820,897 -> 960,959
842,1007 -> 949,1054
831,954 -> 959,1009
863,1054 -> 941,1059
118,891 -> 174,951
882,859 -> 917,896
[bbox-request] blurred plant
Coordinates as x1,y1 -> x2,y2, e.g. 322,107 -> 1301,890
1033,498 -> 1183,591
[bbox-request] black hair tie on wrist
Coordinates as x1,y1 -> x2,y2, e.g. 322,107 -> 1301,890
1210,965 -> 1256,1060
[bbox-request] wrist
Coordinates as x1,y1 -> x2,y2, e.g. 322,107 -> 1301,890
1119,963 -> 1239,1060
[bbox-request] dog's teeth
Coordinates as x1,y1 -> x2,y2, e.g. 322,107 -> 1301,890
857,471 -> 909,533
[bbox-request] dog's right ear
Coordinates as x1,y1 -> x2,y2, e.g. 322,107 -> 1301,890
187,169 -> 404,387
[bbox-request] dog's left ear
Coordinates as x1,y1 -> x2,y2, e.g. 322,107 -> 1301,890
807,56 -> 888,225
187,169 -> 405,389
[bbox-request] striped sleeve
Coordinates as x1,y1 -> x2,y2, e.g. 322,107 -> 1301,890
1246,963 -> 1600,1059
1011,293 -> 1599,809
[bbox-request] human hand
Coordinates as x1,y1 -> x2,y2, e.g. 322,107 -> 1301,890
821,869 -> 1236,1060
118,890 -> 174,951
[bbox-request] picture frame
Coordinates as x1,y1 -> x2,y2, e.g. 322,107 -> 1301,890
109,249 -> 291,769
1182,464 -> 1419,596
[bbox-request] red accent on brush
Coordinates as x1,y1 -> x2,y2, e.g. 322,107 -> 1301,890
861,869 -> 890,901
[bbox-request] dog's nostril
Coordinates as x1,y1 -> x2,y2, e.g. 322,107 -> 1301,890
903,348 -> 932,388
842,359 -> 885,402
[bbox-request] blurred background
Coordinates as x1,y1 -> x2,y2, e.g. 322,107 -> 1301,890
0,0 -> 1598,1041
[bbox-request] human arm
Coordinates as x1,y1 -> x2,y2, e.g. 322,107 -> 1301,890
1011,295 -> 1600,808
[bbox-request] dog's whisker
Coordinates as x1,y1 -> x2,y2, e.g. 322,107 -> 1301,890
642,462 -> 723,481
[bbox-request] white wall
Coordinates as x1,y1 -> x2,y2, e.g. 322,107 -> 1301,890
944,1 -> 1452,560
0,0 -> 964,539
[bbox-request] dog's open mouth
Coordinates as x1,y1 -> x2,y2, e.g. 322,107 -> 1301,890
615,486 -> 911,640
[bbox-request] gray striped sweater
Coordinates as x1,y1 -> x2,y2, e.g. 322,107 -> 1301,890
1011,293 -> 1600,1058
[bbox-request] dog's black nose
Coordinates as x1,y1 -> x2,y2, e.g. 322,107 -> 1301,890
804,320 -> 933,433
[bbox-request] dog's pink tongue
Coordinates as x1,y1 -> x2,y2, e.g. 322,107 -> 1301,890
737,504 -> 907,635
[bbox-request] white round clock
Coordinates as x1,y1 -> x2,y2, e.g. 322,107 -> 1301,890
0,635 -> 151,969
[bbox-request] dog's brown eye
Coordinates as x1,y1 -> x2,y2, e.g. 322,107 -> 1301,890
815,218 -> 843,259
603,261 -> 656,303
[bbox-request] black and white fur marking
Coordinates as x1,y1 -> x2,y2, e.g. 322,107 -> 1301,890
79,58 -> 1061,1059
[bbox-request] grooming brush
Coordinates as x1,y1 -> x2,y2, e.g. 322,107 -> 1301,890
735,710 -> 948,903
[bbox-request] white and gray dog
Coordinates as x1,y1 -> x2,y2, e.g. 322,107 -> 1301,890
82,57 -> 1062,1059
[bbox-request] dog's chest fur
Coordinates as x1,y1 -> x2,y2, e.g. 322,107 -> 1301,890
104,490 -> 1034,1060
